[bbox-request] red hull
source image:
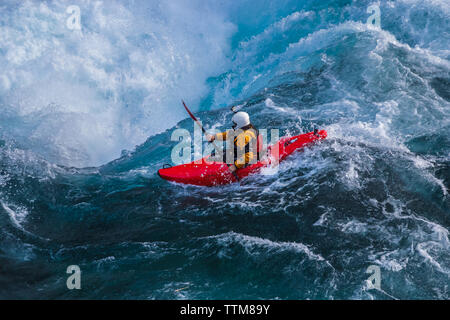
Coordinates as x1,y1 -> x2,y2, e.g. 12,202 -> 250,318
158,130 -> 327,186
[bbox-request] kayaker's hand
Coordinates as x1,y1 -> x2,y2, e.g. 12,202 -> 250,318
229,164 -> 237,172
206,134 -> 215,142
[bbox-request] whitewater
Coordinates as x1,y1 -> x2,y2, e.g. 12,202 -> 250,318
0,0 -> 449,299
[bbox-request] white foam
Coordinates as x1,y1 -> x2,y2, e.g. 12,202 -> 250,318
1,201 -> 29,229
205,231 -> 334,269
0,1 -> 235,167
416,242 -> 446,273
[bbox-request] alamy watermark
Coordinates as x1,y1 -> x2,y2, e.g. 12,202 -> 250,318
366,4 -> 381,29
63,3 -> 380,32
66,5 -> 81,31
365,265 -> 381,290
66,265 -> 81,290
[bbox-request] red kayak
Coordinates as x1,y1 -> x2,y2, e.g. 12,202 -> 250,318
158,130 -> 327,186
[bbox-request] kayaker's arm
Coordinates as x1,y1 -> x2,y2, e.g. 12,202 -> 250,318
206,131 -> 227,142
215,132 -> 228,140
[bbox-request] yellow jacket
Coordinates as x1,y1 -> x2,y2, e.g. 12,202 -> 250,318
215,126 -> 259,169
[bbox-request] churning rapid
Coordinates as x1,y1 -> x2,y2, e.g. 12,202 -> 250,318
0,0 -> 449,299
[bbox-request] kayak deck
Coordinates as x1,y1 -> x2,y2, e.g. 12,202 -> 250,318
158,130 -> 327,186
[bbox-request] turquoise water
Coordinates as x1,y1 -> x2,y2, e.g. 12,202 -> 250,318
0,0 -> 449,299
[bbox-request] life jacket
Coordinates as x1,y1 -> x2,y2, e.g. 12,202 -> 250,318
232,124 -> 263,168
215,124 -> 264,168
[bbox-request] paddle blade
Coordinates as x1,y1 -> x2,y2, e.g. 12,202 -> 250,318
182,100 -> 198,122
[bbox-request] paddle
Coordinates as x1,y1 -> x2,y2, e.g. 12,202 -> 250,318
181,100 -> 240,182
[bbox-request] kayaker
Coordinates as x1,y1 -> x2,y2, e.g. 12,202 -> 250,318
206,111 -> 261,173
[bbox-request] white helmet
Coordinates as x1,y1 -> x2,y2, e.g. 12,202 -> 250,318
232,111 -> 250,129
